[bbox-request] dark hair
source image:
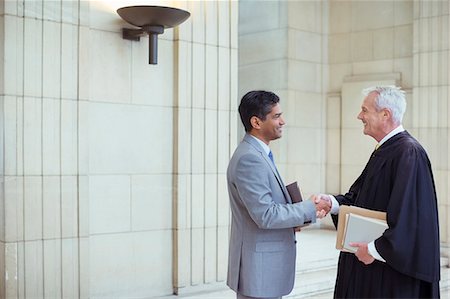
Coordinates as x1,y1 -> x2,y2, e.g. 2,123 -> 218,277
238,90 -> 280,132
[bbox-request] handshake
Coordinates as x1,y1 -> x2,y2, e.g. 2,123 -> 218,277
309,194 -> 332,219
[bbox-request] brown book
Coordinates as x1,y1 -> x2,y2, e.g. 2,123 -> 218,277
286,181 -> 303,203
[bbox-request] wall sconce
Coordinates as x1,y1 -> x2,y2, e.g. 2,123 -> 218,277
117,5 -> 190,65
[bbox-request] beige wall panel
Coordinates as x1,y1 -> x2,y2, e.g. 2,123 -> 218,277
131,174 -> 173,231
205,45 -> 218,110
373,28 -> 394,60
191,174 -> 205,229
24,176 -> 42,241
352,0 -> 394,31
62,238 -> 79,298
288,0 -> 322,32
230,0 -> 238,49
230,48 -> 238,112
327,95 -> 341,129
204,174 -> 218,227
326,164 -> 341,194
24,0 -> 42,18
352,59 -> 394,76
176,107 -> 193,174
24,18 -> 42,97
218,0 -> 230,48
131,39 -> 174,107
43,21 -> 61,99
61,24 -> 78,101
23,97 -> 42,174
193,43 -> 206,109
288,30 -> 321,63
205,110 -> 218,173
89,103 -> 173,174
79,237 -> 89,298
192,109 -> 205,174
131,231 -> 173,296
173,228 -> 191,290
89,175 -> 131,234
4,176 -> 24,242
43,0 -> 61,22
218,47 -> 231,110
42,98 -> 61,175
78,175 -> 89,237
61,0 -> 78,25
61,176 -> 78,238
394,25 -> 413,58
204,226 -> 217,283
394,58 -> 413,88
239,29 -> 287,65
329,33 -> 351,64
79,26 -> 90,101
4,96 -> 17,175
61,100 -> 78,175
329,0 -> 351,34
42,176 -> 61,240
175,174 -> 192,230
205,0 -> 218,45
89,30 -> 131,104
191,0 -> 205,44
4,15 -> 24,95
43,239 -> 62,299
191,227 -> 204,285
327,128 -> 341,165
329,63 -> 352,92
394,0 -> 413,26
24,240 -> 43,297
176,41 -> 193,108
239,0 -> 280,35
239,60 -> 287,94
78,101 -> 89,176
351,31 -> 373,62
287,128 -> 322,164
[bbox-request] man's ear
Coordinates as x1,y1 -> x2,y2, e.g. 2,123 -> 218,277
250,116 -> 260,129
382,108 -> 392,120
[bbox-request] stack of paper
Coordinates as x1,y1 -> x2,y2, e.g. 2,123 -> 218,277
335,205 -> 387,252
342,213 -> 388,253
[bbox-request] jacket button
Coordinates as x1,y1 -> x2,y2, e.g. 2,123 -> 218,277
294,240 -> 297,244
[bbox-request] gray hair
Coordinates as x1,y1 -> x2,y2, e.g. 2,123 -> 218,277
362,86 -> 406,124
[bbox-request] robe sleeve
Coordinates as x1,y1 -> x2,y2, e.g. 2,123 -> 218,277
374,146 -> 440,283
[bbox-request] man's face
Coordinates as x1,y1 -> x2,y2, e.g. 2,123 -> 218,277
357,92 -> 386,141
258,103 -> 285,143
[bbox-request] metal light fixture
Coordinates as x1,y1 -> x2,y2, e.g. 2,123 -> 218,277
117,5 -> 190,65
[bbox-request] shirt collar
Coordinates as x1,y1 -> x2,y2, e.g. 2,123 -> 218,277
378,125 -> 405,146
249,135 -> 271,156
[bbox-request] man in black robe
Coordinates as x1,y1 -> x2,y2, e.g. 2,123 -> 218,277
317,86 -> 440,298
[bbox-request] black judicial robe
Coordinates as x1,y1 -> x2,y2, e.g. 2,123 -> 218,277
332,131 -> 440,298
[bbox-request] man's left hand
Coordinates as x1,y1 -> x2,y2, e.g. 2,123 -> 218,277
350,242 -> 375,265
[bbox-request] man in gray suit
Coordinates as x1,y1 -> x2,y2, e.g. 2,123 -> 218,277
227,90 -> 330,299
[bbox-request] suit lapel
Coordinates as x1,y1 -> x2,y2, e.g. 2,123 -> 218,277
243,135 -> 291,203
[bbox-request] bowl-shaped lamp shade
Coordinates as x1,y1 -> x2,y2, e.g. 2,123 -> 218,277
117,6 -> 190,64
117,5 -> 190,28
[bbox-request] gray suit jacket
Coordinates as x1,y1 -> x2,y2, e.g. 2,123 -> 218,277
226,134 -> 316,297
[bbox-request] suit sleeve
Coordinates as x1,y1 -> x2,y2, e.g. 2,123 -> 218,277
234,152 -> 316,229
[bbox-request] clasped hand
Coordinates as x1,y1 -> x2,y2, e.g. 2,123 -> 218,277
309,194 -> 331,219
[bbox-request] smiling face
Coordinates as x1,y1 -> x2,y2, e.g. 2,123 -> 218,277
357,91 -> 388,142
252,103 -> 285,144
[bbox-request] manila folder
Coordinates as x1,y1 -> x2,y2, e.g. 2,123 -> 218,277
336,205 -> 387,251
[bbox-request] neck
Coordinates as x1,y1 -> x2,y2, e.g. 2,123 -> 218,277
249,131 -> 269,145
